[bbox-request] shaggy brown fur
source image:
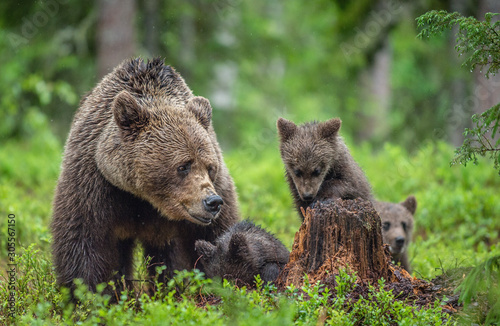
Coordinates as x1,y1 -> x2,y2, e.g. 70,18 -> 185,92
195,220 -> 290,285
51,58 -> 240,293
374,196 -> 416,272
277,117 -> 373,219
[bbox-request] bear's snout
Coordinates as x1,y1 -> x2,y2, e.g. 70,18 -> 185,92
395,236 -> 405,248
203,194 -> 224,216
301,192 -> 314,202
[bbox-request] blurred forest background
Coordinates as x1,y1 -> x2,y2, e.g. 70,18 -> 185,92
2,0 -> 500,148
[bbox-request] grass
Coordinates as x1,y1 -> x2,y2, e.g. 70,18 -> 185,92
1,249 -> 453,325
0,125 -> 499,324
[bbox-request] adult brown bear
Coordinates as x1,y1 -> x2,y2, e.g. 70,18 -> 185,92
51,58 -> 240,292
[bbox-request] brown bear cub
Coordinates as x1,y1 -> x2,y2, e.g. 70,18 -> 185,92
374,196 -> 417,272
51,58 -> 240,293
277,117 -> 373,218
195,220 -> 290,285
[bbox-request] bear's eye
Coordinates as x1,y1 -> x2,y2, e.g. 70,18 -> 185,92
312,168 -> 321,177
382,222 -> 390,231
294,169 -> 302,177
177,162 -> 191,175
401,222 -> 407,232
207,165 -> 217,180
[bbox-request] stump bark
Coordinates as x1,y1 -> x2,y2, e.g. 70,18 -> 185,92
277,198 -> 392,288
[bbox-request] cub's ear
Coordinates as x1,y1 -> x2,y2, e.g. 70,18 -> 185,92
187,96 -> 212,129
319,118 -> 341,139
228,233 -> 249,260
401,195 -> 417,215
277,117 -> 298,142
195,240 -> 217,259
113,91 -> 149,133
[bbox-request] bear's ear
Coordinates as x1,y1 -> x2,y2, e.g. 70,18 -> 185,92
187,96 -> 212,129
195,240 -> 217,259
113,91 -> 149,134
277,118 -> 298,142
229,233 -> 249,261
401,195 -> 417,215
319,118 -> 341,139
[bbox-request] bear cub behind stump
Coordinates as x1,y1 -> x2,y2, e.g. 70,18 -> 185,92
374,195 -> 417,272
195,220 -> 290,284
277,117 -> 373,219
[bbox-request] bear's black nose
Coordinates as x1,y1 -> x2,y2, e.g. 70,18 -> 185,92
302,193 -> 314,202
203,195 -> 223,216
395,236 -> 405,247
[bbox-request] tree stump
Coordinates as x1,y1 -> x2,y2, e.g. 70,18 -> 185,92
277,198 -> 392,288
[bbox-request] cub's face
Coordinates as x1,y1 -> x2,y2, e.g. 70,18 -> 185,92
195,233 -> 255,283
97,92 -> 223,225
374,196 -> 416,257
284,145 -> 332,202
194,239 -> 224,279
277,118 -> 341,202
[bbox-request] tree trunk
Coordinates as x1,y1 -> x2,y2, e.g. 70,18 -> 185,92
448,0 -> 471,146
357,40 -> 391,143
277,198 -> 392,288
275,199 -> 455,310
474,0 -> 500,117
178,0 -> 195,81
97,0 -> 137,78
144,0 -> 160,57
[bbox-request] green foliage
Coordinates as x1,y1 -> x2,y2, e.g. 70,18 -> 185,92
294,275 -> 332,324
0,251 -> 222,326
417,10 -> 500,174
349,279 -> 450,326
213,278 -> 295,325
224,144 -> 299,248
217,269 -> 451,326
356,141 -> 500,279
0,245 -> 63,325
453,104 -> 500,174
389,17 -> 454,148
0,254 -> 453,325
3,247 -> 451,325
334,266 -> 358,298
456,255 -> 500,325
0,26 -> 88,140
417,11 -> 500,322
417,11 -> 500,76
0,126 -> 61,260
0,1 -> 475,152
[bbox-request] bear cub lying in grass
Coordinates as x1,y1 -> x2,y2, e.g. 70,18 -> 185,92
374,196 -> 417,272
277,117 -> 373,219
195,220 -> 290,285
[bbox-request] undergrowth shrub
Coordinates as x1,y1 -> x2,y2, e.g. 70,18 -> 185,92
1,131 -> 498,324
0,248 -> 454,325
